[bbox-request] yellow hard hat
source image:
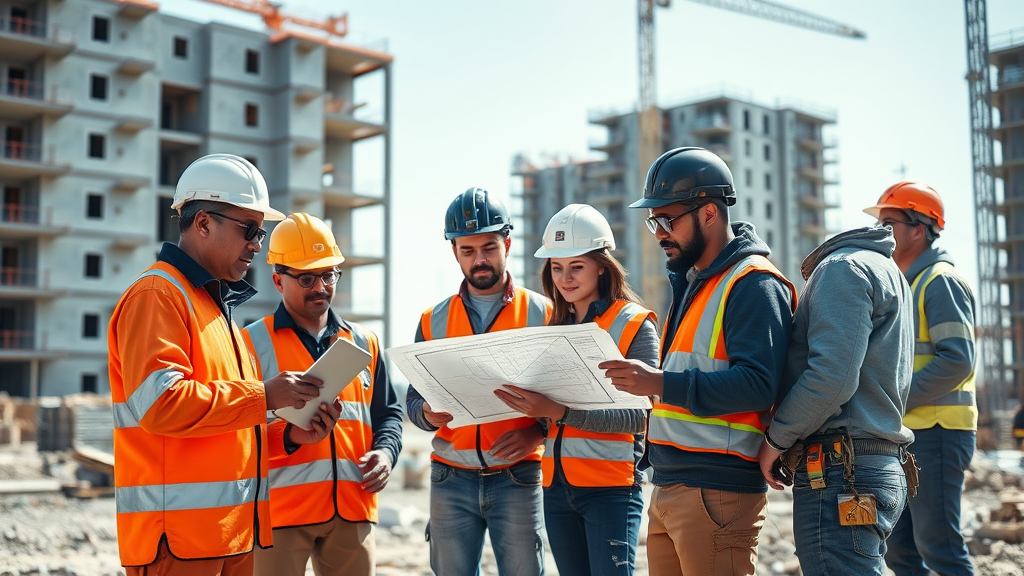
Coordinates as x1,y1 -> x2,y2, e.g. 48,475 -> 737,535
267,213 -> 345,270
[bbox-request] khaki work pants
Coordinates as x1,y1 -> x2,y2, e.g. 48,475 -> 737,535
125,538 -> 254,576
646,483 -> 767,576
253,517 -> 375,576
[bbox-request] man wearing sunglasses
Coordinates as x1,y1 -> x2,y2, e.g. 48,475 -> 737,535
600,147 -> 796,576
242,213 -> 403,576
864,183 -> 977,576
109,154 -> 325,575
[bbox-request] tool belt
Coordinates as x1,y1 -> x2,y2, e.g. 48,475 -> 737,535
778,430 -> 919,497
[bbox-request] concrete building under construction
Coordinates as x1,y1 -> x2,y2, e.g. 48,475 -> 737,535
991,33 -> 1024,403
513,93 -> 837,316
0,0 -> 391,397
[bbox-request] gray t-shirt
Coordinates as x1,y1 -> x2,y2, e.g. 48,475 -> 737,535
463,290 -> 505,334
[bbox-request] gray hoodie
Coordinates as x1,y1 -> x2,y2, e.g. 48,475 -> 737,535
767,226 -> 915,449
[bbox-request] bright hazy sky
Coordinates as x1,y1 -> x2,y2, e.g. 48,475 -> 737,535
162,0 -> 1024,350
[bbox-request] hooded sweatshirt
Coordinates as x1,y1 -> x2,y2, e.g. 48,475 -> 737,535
903,246 -> 976,414
767,226 -> 915,450
652,222 -> 794,493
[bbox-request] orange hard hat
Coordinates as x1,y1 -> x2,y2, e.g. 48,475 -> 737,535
863,181 -> 945,230
267,212 -> 345,270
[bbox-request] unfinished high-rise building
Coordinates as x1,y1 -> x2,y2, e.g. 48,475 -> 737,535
0,0 -> 391,397
513,93 -> 837,316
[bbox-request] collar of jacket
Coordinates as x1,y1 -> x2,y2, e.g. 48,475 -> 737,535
799,225 -> 896,280
157,242 -> 257,309
272,301 -> 344,339
560,296 -> 613,325
458,270 -> 516,305
904,245 -> 954,283
667,221 -> 770,295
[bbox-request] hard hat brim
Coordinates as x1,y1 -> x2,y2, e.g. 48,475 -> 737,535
862,203 -> 902,220
629,197 -> 678,209
443,222 -> 511,240
533,246 -> 606,259
273,254 -> 346,271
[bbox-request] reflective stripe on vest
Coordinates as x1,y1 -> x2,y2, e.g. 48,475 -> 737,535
268,458 -> 363,488
116,477 -> 267,514
423,287 -> 552,469
542,300 -> 654,487
650,255 -> 795,462
904,262 -> 978,431
112,367 -> 184,429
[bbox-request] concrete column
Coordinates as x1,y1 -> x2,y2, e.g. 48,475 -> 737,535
29,359 -> 39,399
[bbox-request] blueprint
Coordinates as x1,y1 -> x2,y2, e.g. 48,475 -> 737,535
386,323 -> 651,428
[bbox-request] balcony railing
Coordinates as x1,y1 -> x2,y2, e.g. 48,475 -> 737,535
324,96 -> 384,125
692,113 -> 730,132
999,66 -> 1024,89
0,203 -> 52,224
0,266 -> 39,287
0,16 -> 73,44
0,329 -> 33,350
2,141 -> 55,163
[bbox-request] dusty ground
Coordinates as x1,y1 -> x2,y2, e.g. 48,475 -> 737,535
1,424 -> 1022,576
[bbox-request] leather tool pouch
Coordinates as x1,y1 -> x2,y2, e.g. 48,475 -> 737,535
902,450 -> 920,498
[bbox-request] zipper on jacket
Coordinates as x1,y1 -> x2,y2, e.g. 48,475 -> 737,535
253,425 -> 263,542
330,429 -> 340,517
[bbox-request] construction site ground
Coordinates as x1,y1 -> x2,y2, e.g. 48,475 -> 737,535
1,423 -> 1023,576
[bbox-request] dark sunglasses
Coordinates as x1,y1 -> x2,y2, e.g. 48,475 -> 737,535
279,269 -> 342,289
645,203 -> 703,235
206,210 -> 267,243
880,218 -> 919,228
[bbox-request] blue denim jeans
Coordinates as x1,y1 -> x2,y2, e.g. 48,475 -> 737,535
427,460 -> 545,576
793,448 -> 907,576
886,427 -> 975,576
543,475 -> 643,576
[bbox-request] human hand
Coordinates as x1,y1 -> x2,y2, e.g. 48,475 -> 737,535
287,398 -> 342,445
359,450 -> 393,493
422,402 -> 454,428
758,439 -> 787,491
264,372 -> 323,410
598,359 -> 664,398
494,385 -> 566,421
489,422 -> 545,462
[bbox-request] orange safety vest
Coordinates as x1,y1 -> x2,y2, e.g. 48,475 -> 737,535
108,262 -> 271,566
241,315 -> 380,525
649,255 -> 795,462
542,300 -> 656,487
420,286 -> 552,469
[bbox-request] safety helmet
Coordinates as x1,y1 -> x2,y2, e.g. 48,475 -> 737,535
172,154 -> 285,221
443,187 -> 512,240
629,147 -> 736,209
863,181 -> 945,231
533,204 -> 615,259
266,213 -> 345,270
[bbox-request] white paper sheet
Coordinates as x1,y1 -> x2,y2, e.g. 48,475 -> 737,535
274,337 -> 372,431
386,323 -> 651,428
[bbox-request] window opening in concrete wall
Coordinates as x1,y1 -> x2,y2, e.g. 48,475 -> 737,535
92,16 -> 109,42
245,103 -> 258,127
743,109 -> 750,130
86,194 -> 103,219
6,66 -> 26,97
173,36 -> 188,58
245,49 -> 259,74
88,133 -> 105,159
763,114 -> 770,135
157,196 -> 180,244
90,74 -> 107,101
82,314 -> 99,338
763,143 -> 771,161
81,374 -> 98,393
744,139 -> 751,157
766,201 -> 773,220
84,253 -> 102,278
745,169 -> 752,187
767,230 -> 774,246
765,173 -> 772,191
746,198 -> 753,216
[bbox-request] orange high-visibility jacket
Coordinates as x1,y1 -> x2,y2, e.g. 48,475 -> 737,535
420,286 -> 552,469
241,315 -> 381,525
648,255 -> 796,462
108,261 -> 271,567
542,300 -> 657,487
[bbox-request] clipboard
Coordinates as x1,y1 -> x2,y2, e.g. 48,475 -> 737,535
273,337 -> 373,431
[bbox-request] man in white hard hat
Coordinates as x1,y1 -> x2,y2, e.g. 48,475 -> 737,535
109,154 -> 326,575
242,213 -> 403,576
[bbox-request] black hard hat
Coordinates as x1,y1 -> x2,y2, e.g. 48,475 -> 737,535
444,187 -> 513,240
629,147 -> 737,209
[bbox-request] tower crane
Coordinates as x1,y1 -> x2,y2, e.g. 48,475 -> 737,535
196,0 -> 347,39
635,0 -> 864,315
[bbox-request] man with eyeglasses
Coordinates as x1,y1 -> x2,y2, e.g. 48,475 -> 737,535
242,212 -> 403,576
864,182 -> 977,576
109,154 -> 325,575
600,147 -> 795,576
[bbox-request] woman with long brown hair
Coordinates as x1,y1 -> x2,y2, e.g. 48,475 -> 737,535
495,204 -> 658,576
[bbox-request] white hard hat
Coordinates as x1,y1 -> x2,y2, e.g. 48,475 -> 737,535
172,154 -> 285,221
534,204 -> 615,259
